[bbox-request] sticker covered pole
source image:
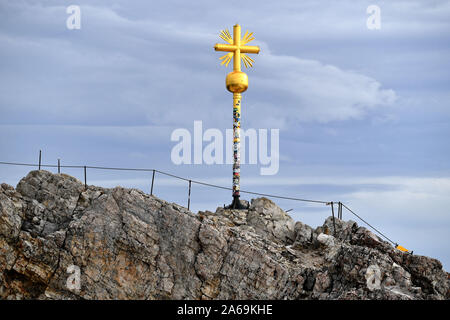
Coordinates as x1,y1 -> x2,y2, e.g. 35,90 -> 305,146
232,92 -> 241,202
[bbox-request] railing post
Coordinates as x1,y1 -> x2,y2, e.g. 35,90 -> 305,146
187,180 -> 192,210
150,170 -> 155,196
38,150 -> 41,170
338,202 -> 342,220
84,166 -> 87,189
330,201 -> 336,236
58,159 -> 60,174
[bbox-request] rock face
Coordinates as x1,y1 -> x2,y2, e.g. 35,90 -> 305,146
0,170 -> 448,300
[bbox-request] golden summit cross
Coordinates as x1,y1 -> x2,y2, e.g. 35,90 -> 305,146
214,25 -> 260,71
214,24 -> 260,209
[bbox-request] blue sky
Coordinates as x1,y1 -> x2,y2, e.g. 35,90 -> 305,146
1,0 -> 450,270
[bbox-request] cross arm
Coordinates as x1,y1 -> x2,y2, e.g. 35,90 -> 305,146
214,44 -> 237,52
214,44 -> 260,54
240,46 -> 260,54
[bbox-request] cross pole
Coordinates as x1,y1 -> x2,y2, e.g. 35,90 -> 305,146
214,24 -> 260,209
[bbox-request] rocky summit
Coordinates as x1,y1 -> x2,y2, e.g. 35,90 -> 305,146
0,170 -> 448,300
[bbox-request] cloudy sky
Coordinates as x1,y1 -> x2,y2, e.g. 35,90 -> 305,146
1,0 -> 449,269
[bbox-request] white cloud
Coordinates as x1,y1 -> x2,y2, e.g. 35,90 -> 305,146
0,1 -> 398,128
246,46 -> 397,126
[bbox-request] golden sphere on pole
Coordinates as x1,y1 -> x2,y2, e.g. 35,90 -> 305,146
226,71 -> 248,93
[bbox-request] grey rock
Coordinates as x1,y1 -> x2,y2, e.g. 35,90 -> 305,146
317,233 -> 335,247
247,197 -> 295,244
0,170 -> 448,300
365,264 -> 382,291
322,216 -> 358,241
293,221 -> 313,247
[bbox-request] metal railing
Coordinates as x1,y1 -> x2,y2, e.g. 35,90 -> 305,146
0,150 -> 406,250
